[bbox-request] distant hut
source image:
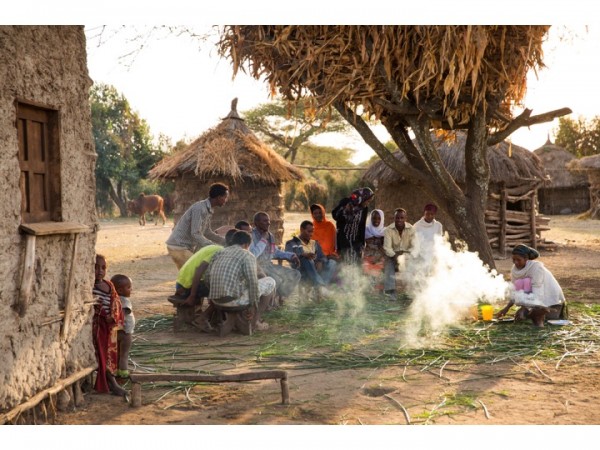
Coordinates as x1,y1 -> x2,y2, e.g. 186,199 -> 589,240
1,27 -> 97,423
149,99 -> 304,243
363,132 -> 554,254
567,154 -> 600,219
534,139 -> 590,215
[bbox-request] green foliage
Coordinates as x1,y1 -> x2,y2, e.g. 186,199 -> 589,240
243,98 -> 348,163
91,83 -> 165,216
554,116 -> 600,158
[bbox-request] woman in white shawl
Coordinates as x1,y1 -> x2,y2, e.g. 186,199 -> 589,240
496,244 -> 567,327
363,209 -> 386,287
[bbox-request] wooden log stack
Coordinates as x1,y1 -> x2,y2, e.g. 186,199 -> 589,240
485,185 -> 557,254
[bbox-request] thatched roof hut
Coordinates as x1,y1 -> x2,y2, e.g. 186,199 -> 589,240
363,132 -> 554,254
567,153 -> 600,219
149,98 -> 303,242
534,140 -> 590,215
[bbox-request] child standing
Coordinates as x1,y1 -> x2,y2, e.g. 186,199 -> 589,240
92,255 -> 126,396
111,274 -> 135,378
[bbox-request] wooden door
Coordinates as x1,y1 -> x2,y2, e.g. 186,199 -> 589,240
17,103 -> 59,223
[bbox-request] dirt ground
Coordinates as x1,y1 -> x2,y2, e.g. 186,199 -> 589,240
55,213 -> 600,430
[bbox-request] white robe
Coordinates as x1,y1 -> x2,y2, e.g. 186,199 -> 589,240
511,260 -> 565,308
413,218 -> 443,256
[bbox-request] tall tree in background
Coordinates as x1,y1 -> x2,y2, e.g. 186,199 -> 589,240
91,83 -> 163,216
555,116 -> 600,158
218,26 -> 571,268
243,98 -> 348,163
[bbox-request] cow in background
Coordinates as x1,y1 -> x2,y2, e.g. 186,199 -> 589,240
127,194 -> 167,226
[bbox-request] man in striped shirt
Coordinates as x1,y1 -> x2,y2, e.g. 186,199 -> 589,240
208,230 -> 275,332
166,183 -> 229,269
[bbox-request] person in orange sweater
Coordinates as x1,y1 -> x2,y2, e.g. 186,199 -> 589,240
310,203 -> 339,261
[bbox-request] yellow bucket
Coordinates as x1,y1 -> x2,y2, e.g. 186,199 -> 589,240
481,305 -> 494,321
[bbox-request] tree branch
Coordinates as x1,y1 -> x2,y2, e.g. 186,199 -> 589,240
487,107 -> 572,146
333,102 -> 430,187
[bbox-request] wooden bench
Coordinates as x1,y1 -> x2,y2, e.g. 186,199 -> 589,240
129,371 -> 290,407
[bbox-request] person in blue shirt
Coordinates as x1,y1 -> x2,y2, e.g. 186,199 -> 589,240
249,211 -> 301,300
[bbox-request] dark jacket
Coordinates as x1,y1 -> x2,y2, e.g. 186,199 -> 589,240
284,236 -> 327,270
331,197 -> 368,252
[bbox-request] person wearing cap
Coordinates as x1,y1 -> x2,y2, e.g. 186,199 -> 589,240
331,187 -> 374,265
496,244 -> 567,327
413,203 -> 444,266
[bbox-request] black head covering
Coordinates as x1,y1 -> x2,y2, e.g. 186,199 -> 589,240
512,244 -> 540,260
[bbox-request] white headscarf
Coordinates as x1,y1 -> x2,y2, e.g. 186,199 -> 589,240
365,209 -> 385,239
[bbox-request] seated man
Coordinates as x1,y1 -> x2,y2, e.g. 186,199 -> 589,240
285,220 -> 336,299
207,230 -> 276,333
249,211 -> 301,299
172,229 -> 238,332
382,208 -> 416,299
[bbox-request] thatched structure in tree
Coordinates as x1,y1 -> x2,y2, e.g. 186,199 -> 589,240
1,26 -> 97,423
534,140 -> 590,215
567,154 -> 600,219
217,26 -> 570,268
363,132 -> 555,254
149,99 -> 303,243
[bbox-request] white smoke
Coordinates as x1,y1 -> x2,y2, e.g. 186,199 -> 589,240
332,264 -> 371,319
399,233 -> 510,345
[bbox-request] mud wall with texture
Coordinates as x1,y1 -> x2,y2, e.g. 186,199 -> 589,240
173,175 -> 286,244
0,26 -> 98,411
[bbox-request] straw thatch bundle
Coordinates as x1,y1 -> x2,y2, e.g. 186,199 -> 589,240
534,141 -> 590,215
568,154 -> 600,171
149,98 -> 303,184
363,132 -> 546,188
535,142 -> 588,188
218,26 -> 548,128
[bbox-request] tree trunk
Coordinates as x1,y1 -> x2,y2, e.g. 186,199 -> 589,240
334,103 -> 497,270
108,180 -> 128,217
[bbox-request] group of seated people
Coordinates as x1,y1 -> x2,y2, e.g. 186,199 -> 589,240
165,183 -> 566,334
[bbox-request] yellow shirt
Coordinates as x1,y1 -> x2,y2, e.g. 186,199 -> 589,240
383,222 -> 415,257
176,245 -> 223,288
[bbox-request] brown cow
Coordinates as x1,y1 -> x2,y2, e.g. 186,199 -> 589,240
127,194 -> 167,226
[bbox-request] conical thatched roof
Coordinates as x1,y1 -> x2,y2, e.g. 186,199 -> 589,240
567,153 -> 600,171
534,141 -> 588,188
149,98 -> 304,185
363,132 -> 546,188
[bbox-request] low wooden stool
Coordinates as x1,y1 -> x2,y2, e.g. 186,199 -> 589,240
212,303 -> 252,337
168,295 -> 197,331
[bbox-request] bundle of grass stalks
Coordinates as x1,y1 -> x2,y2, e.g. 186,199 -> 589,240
131,300 -> 600,376
218,26 -> 549,129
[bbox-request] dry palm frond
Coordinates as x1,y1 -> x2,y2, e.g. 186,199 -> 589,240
217,26 -> 549,129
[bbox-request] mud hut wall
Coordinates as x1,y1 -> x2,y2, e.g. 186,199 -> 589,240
0,26 -> 97,411
173,175 -> 286,244
587,171 -> 600,219
538,187 -> 591,215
